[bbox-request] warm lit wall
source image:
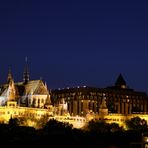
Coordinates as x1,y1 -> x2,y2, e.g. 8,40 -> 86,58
0,101 -> 86,129
90,113 -> 148,129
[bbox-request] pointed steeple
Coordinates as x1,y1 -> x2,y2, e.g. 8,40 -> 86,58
45,81 -> 47,90
23,57 -> 29,84
7,79 -> 16,101
99,95 -> 108,115
7,67 -> 13,84
100,95 -> 107,109
115,73 -> 127,88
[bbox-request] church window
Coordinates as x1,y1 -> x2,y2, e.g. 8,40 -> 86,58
38,99 -> 40,104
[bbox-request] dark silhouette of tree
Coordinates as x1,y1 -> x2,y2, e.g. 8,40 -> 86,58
8,117 -> 19,127
109,123 -> 123,132
43,118 -> 73,135
125,116 -> 147,131
86,120 -> 123,134
86,120 -> 110,133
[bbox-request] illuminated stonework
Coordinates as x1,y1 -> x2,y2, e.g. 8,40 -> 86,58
0,66 -> 147,130
51,74 -> 148,116
0,100 -> 86,129
0,66 -> 86,129
86,112 -> 148,130
85,97 -> 148,129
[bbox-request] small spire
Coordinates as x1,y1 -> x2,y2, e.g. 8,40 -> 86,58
99,95 -> 108,115
100,95 -> 107,109
23,56 -> 29,84
7,79 -> 16,101
45,81 -> 47,89
7,67 -> 13,84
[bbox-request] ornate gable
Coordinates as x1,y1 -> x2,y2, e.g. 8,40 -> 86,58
33,80 -> 49,95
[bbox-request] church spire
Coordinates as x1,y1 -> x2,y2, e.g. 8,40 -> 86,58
23,57 -> 29,84
7,67 -> 13,84
7,79 -> 16,101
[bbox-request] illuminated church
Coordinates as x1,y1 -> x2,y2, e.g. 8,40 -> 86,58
0,60 -> 148,130
0,60 -> 50,108
0,60 -> 85,129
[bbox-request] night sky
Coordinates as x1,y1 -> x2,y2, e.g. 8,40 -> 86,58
0,0 -> 148,93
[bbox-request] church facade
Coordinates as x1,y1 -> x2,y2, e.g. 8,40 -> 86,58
0,60 -> 51,109
0,60 -> 85,129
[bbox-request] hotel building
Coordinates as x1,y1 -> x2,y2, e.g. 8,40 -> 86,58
51,74 -> 148,116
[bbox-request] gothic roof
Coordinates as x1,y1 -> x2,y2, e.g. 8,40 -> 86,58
0,80 -> 49,96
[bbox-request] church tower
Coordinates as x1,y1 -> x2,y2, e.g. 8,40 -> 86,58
23,57 -> 30,84
6,78 -> 17,108
6,69 -> 16,101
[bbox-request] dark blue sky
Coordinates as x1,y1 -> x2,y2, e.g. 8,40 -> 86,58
0,0 -> 148,93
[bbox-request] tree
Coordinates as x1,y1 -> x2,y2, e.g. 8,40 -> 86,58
43,119 -> 73,135
8,117 -> 19,127
86,120 -> 123,134
36,114 -> 49,129
125,116 -> 147,131
109,123 -> 123,132
86,120 -> 110,133
16,115 -> 37,127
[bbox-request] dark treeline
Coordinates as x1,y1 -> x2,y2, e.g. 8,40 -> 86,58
0,117 -> 147,148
